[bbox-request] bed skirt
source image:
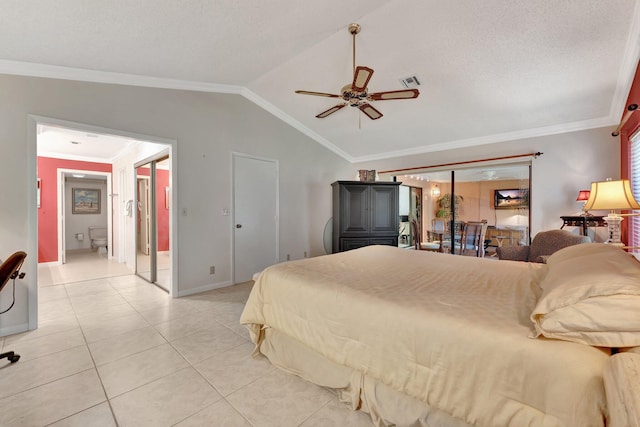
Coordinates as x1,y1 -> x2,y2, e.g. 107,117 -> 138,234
257,327 -> 472,427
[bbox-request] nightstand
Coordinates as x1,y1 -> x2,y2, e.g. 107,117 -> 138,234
560,215 -> 606,236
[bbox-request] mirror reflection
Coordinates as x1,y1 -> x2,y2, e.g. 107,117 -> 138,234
397,162 -> 530,257
135,156 -> 170,290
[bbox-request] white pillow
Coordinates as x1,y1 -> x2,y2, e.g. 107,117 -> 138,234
545,242 -> 620,266
531,243 -> 640,347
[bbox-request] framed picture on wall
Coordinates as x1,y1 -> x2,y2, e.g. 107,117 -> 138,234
494,189 -> 528,210
72,188 -> 101,214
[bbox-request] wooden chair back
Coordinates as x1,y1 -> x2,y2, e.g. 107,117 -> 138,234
461,221 -> 488,257
432,218 -> 446,233
410,220 -> 420,250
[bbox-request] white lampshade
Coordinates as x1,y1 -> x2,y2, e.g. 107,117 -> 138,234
583,179 -> 640,211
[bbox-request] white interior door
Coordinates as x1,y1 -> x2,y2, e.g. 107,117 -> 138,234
233,154 -> 278,283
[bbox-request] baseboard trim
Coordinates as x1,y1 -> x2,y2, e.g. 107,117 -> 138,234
37,260 -> 61,266
176,280 -> 233,297
0,322 -> 30,338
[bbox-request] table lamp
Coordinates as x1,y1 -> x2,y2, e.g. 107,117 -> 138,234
576,190 -> 591,215
582,179 -> 640,246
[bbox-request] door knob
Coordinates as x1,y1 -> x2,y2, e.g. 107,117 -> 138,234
236,224 -> 242,228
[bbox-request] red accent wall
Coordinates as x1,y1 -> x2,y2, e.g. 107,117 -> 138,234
38,157 -> 112,263
136,167 -> 170,252
157,169 -> 170,252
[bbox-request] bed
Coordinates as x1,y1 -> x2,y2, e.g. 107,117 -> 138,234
240,243 -> 640,426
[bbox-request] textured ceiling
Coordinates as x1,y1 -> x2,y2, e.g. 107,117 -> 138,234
2,0 -> 639,162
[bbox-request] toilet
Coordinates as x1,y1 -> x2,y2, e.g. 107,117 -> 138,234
88,226 -> 108,255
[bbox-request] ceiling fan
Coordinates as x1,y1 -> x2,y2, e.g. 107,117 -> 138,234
295,23 -> 420,121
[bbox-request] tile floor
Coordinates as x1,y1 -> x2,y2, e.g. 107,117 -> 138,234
0,254 -> 374,426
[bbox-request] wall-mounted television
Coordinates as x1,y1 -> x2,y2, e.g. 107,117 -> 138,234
494,189 -> 528,210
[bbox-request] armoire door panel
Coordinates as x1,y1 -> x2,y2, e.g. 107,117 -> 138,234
340,184 -> 369,234
371,186 -> 398,232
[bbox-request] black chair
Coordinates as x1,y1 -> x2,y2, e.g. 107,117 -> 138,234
0,251 -> 27,364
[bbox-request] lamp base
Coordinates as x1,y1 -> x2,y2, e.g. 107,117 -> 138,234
604,241 -> 625,248
604,214 -> 624,246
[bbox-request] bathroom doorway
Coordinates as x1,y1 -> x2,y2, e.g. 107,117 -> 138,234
54,168 -> 112,265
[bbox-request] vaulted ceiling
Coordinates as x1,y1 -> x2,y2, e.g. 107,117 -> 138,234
2,1 -> 639,162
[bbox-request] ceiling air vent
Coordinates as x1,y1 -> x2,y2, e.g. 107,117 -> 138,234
400,75 -> 421,89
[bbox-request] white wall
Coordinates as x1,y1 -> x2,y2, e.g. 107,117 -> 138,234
64,178 -> 108,251
357,127 -> 620,241
0,74 -> 353,335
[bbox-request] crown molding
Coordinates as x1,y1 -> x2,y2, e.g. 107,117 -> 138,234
37,150 -> 114,164
0,60 -> 242,94
239,88 -> 354,162
0,60 -> 354,161
1,58 -> 635,165
351,115 -> 616,163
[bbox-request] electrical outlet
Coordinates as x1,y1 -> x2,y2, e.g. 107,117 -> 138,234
286,254 -> 290,261
209,266 -> 215,274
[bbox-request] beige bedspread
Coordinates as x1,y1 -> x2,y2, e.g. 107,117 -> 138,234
240,245 -> 609,426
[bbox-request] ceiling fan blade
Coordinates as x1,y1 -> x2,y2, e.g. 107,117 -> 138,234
352,66 -> 374,92
295,90 -> 341,98
316,103 -> 347,118
369,89 -> 420,101
358,103 -> 383,120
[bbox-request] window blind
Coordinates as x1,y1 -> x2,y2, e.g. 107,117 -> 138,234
630,132 -> 640,251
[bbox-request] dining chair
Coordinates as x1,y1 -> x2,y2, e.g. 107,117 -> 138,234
460,220 -> 489,257
432,218 -> 446,233
441,220 -> 466,254
411,220 -> 441,252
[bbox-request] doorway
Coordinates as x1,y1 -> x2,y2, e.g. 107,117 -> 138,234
30,115 -> 178,329
398,185 -> 422,248
232,153 -> 279,283
56,169 -> 112,265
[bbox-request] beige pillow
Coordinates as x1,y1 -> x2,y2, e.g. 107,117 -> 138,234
531,243 -> 640,347
545,242 -> 621,266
